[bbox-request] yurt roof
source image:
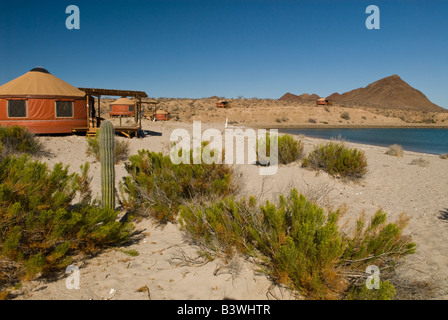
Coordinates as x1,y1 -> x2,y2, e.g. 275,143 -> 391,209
110,97 -> 135,105
0,68 -> 86,98
156,109 -> 168,114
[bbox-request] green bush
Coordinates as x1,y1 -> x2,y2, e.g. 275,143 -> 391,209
86,132 -> 130,164
302,141 -> 367,179
179,189 -> 415,300
257,133 -> 304,165
341,112 -> 351,120
0,125 -> 43,157
120,149 -> 238,223
0,155 -> 133,293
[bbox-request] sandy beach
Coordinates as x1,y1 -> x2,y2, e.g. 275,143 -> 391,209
8,118 -> 447,300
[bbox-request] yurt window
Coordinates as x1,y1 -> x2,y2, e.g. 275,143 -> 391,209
7,100 -> 27,118
55,101 -> 74,118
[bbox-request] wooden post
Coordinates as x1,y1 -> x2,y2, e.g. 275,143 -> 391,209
86,95 -> 90,128
138,97 -> 142,138
98,95 -> 101,122
134,97 -> 138,127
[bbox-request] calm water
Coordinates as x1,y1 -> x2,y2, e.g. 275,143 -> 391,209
279,128 -> 448,155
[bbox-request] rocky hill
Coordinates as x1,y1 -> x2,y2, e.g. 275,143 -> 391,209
331,75 -> 445,112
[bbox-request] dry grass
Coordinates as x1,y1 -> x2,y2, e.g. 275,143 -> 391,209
410,157 -> 429,167
385,144 -> 403,157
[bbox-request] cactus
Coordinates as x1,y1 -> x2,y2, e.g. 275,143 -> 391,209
99,121 -> 115,209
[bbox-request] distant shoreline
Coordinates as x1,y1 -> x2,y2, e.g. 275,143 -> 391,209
254,124 -> 448,129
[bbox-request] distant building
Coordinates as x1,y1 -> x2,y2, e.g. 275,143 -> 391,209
316,98 -> 330,106
216,100 -> 231,108
155,109 -> 170,121
109,97 -> 135,117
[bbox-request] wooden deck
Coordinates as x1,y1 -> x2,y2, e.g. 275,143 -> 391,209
72,126 -> 140,138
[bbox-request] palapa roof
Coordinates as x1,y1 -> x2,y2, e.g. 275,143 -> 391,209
0,67 -> 86,98
110,97 -> 135,105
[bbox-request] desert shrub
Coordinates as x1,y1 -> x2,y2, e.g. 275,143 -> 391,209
302,141 -> 367,179
0,155 -> 133,294
257,133 -> 304,165
340,112 -> 351,120
179,189 -> 415,300
340,210 -> 415,271
120,149 -> 238,223
385,144 -> 403,157
439,153 -> 448,159
308,118 -> 317,124
0,125 -> 43,157
410,157 -> 429,167
86,132 -> 130,164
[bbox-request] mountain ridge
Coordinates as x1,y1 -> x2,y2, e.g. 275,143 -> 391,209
279,75 -> 445,112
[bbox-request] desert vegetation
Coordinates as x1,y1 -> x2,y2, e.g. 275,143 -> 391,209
117,140 -> 415,300
0,125 -> 44,157
0,126 -> 133,299
340,112 -> 351,120
410,157 -> 429,167
0,156 -> 133,297
120,148 -> 238,223
179,189 -> 415,299
257,133 -> 304,165
385,144 -> 404,157
86,131 -> 130,164
302,141 -> 368,180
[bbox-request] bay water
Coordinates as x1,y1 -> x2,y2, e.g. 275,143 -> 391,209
279,128 -> 448,155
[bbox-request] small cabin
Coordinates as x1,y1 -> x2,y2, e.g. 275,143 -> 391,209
316,98 -> 330,106
216,100 -> 231,108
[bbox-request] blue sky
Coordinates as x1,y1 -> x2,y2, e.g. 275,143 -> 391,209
0,0 -> 447,108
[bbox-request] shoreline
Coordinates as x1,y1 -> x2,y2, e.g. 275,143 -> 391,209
254,124 -> 448,129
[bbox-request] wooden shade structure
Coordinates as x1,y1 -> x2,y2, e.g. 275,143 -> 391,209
75,88 -> 148,138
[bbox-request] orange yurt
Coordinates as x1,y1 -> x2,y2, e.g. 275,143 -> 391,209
316,98 -> 329,106
155,110 -> 170,121
109,97 -> 135,117
0,67 -> 87,134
